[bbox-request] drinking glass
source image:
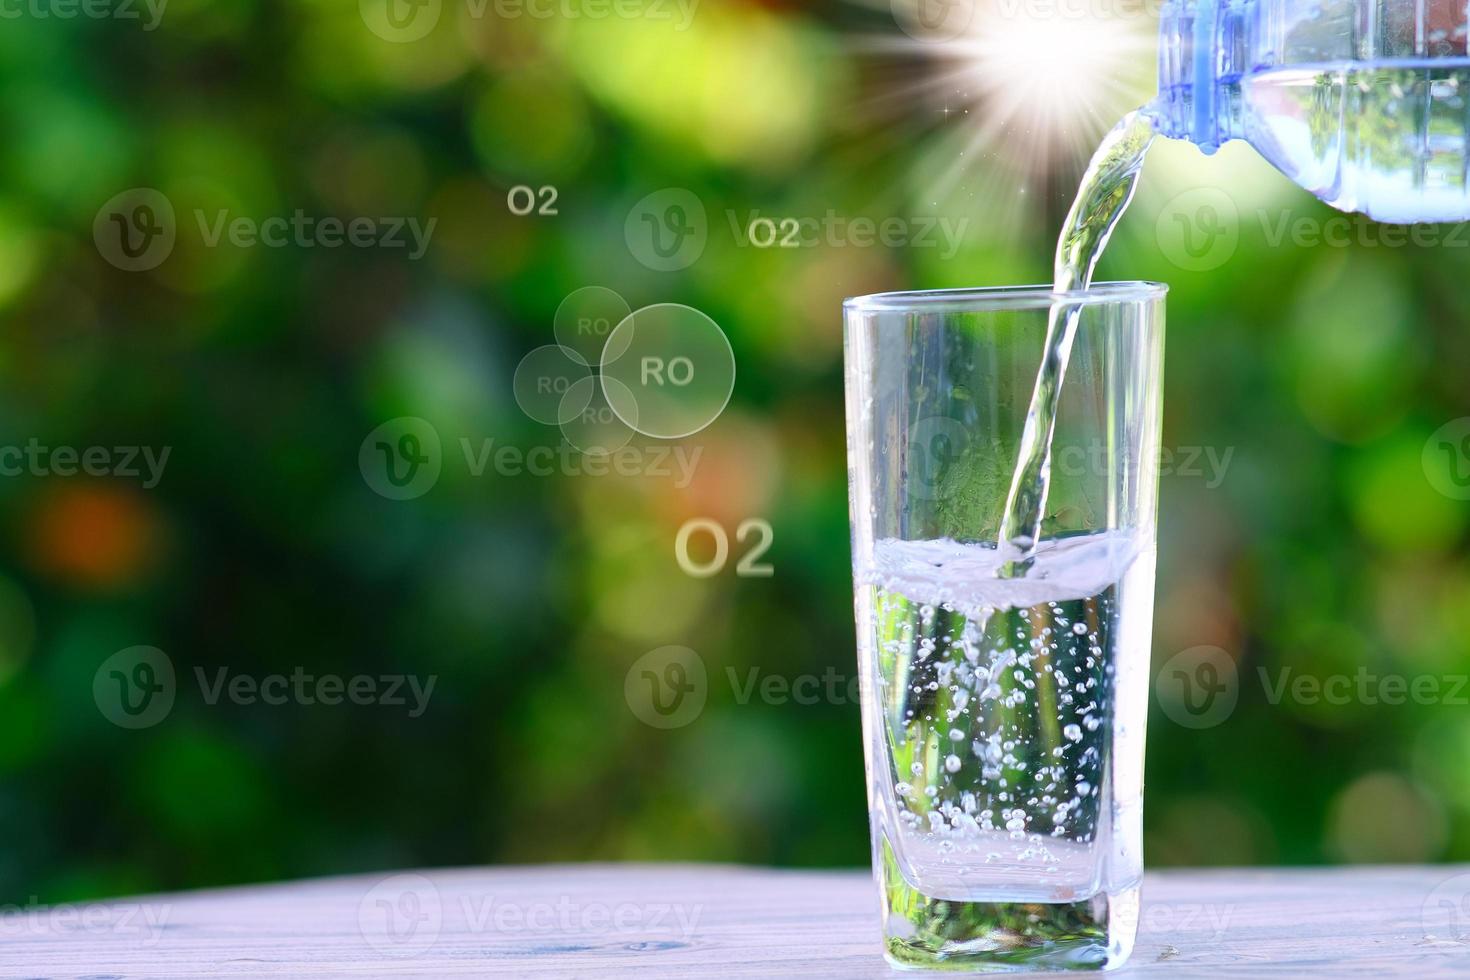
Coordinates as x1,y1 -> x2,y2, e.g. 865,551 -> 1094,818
842,284 -> 1166,971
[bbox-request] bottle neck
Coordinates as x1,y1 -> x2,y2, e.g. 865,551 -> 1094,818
1154,0 -> 1250,152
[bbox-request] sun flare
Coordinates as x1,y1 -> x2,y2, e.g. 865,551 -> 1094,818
965,12 -> 1146,135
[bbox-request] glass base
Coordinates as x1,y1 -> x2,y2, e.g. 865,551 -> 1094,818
877,844 -> 1139,972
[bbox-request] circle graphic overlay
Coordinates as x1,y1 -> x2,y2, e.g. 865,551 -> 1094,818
514,345 -> 594,426
560,376 -> 636,455
600,304 -> 735,439
554,286 -> 632,367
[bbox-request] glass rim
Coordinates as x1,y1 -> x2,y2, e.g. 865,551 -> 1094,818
843,281 -> 1168,314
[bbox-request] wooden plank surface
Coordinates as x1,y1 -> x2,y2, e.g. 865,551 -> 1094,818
0,863 -> 1467,977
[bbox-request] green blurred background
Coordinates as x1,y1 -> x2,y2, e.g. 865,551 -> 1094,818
2,0 -> 1469,904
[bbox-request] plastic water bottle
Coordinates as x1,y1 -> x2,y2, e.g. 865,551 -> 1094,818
1154,0 -> 1470,221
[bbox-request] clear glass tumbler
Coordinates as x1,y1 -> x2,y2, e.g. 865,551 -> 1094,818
842,284 -> 1166,972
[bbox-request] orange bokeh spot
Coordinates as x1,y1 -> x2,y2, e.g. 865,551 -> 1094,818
28,485 -> 161,590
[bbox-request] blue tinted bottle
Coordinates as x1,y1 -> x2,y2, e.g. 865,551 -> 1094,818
1155,0 -> 1470,221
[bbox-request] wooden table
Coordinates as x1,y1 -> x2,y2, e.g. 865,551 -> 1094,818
1,863 -> 1466,976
